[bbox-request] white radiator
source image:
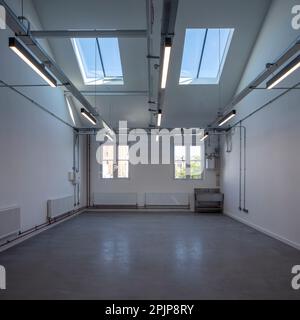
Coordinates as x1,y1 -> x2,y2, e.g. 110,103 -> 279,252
47,196 -> 74,219
145,193 -> 190,207
93,193 -> 137,206
0,206 -> 21,240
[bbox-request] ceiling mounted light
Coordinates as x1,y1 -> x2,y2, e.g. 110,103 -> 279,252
218,110 -> 236,127
267,54 -> 300,89
105,133 -> 114,142
9,37 -> 57,88
65,96 -> 76,126
201,132 -> 209,142
161,37 -> 172,89
80,108 -> 97,125
157,109 -> 162,127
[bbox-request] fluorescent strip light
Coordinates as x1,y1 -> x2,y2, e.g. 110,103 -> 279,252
267,54 -> 300,89
218,110 -> 236,127
201,132 -> 209,142
106,133 -> 114,142
9,38 -> 57,88
80,108 -> 97,125
102,120 -> 114,134
66,97 -> 76,126
161,38 -> 172,89
103,122 -> 114,141
157,110 -> 162,127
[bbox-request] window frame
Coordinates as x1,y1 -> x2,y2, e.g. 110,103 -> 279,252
174,144 -> 204,180
102,144 -> 115,179
179,28 -> 234,85
100,144 -> 130,180
117,145 -> 130,179
71,38 -> 124,86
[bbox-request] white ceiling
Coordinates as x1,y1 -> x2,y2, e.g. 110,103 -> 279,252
32,0 -> 271,129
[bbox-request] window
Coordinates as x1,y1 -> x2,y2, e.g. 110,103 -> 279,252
179,28 -> 234,85
174,146 -> 186,179
101,145 -> 129,179
189,146 -> 202,179
65,97 -> 76,126
102,145 -> 114,179
72,38 -> 124,85
118,145 -> 129,178
174,145 -> 203,179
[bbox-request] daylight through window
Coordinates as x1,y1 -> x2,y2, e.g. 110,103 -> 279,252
180,28 -> 234,85
72,38 -> 124,85
174,145 -> 203,179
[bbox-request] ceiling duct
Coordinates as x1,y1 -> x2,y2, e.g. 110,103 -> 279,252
31,29 -> 147,39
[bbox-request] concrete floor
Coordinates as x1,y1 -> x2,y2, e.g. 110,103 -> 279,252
0,211 -> 299,300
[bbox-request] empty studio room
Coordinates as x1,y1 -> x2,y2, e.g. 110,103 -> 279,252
0,0 -> 300,303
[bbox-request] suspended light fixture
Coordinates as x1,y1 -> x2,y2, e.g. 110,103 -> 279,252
80,108 -> 97,125
218,110 -> 236,127
201,132 -> 209,142
157,109 -> 162,127
105,133 -> 114,142
65,96 -> 76,126
9,37 -> 57,88
267,54 -> 300,89
161,37 -> 172,89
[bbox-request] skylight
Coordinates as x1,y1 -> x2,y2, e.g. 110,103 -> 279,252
179,28 -> 234,85
71,38 -> 124,85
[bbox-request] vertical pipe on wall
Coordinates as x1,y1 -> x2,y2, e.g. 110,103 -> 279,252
76,133 -> 80,206
73,132 -> 80,206
86,135 -> 89,207
216,134 -> 221,187
239,125 -> 242,211
86,135 -> 88,207
237,123 -> 248,213
73,131 -> 77,206
86,135 -> 91,207
241,125 -> 248,213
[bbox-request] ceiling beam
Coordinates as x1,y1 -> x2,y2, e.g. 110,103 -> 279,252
161,0 -> 179,37
0,0 -> 113,130
31,30 -> 147,39
157,0 -> 179,113
225,39 -> 300,110
206,38 -> 300,128
146,0 -> 154,105
65,91 -> 149,96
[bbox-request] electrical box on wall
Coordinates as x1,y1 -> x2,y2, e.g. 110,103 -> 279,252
206,158 -> 216,170
68,172 -> 75,182
68,171 -> 80,185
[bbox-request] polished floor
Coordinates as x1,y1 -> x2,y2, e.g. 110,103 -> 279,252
0,211 -> 300,300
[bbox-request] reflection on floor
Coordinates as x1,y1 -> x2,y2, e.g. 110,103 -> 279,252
0,211 -> 300,300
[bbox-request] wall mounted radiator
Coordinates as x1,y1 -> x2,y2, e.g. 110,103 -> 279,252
0,206 -> 21,241
93,193 -> 138,208
145,193 -> 190,208
47,196 -> 74,220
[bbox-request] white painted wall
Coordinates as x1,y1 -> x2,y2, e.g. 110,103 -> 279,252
220,0 -> 300,249
90,134 -> 219,209
0,0 -> 85,231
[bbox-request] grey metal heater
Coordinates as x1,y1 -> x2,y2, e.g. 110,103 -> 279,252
194,188 -> 224,213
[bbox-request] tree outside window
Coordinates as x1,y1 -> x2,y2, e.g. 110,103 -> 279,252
174,145 -> 203,179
